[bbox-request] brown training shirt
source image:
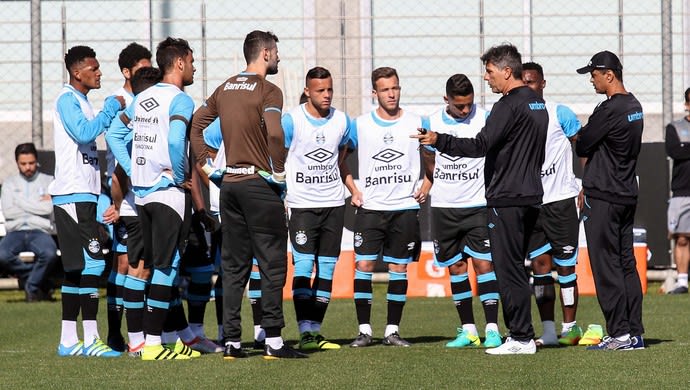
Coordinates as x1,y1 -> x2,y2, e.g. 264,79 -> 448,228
190,72 -> 286,182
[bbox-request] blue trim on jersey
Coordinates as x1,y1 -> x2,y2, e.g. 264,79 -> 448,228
79,287 -> 99,295
370,111 -> 403,128
281,113 -> 295,148
554,251 -> 579,267
354,270 -> 373,280
105,102 -> 134,176
341,114 -> 353,147
147,297 -> 170,310
556,104 -> 581,138
57,85 -> 121,144
421,116 -> 430,130
169,93 -> 194,185
265,107 -> 281,113
387,293 -> 407,302
450,273 -> 469,283
464,245 -> 492,261
355,254 -> 378,262
293,288 -> 313,297
123,301 -> 145,309
132,177 -> 176,197
436,252 -> 464,268
203,118 -> 222,149
349,119 -> 359,149
480,292 -> 500,301
529,243 -> 552,259
452,291 -> 473,301
558,273 -> 578,284
383,255 -> 412,264
354,292 -> 373,300
52,193 -> 98,205
476,271 -> 497,283
388,271 -> 407,281
83,256 -> 105,276
301,104 -> 335,127
61,285 -> 79,294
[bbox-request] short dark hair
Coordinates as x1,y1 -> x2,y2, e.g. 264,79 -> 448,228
15,142 -> 38,161
299,92 -> 308,104
593,68 -> 624,83
118,42 -> 152,71
306,66 -> 331,84
156,37 -> 192,73
371,67 -> 398,89
522,62 -> 544,79
64,45 -> 96,72
446,74 -> 474,98
685,87 -> 690,104
131,67 -> 162,95
243,30 -> 279,63
480,43 -> 523,79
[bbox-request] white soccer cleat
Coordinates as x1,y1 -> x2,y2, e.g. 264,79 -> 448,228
485,337 -> 536,355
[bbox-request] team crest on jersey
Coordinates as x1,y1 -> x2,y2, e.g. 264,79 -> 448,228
295,231 -> 308,246
305,148 -> 333,163
139,97 -> 159,112
354,232 -> 363,247
383,131 -> 394,145
87,238 -> 101,254
372,148 -> 404,163
315,130 -> 325,145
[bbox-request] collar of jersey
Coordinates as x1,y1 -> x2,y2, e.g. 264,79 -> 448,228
300,103 -> 334,126
64,84 -> 88,101
441,104 -> 475,125
370,110 -> 401,127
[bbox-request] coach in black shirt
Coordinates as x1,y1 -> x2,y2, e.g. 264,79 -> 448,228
576,50 -> 645,351
413,43 -> 548,355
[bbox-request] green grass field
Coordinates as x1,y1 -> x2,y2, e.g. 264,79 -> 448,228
1,283 -> 689,389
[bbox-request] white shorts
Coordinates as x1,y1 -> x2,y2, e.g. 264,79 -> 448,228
668,197 -> 690,234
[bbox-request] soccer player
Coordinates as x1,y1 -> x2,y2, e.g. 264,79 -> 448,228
52,45 -> 125,357
576,51 -> 645,350
665,87 -> 690,295
190,30 -> 307,359
421,74 -> 502,349
282,66 -> 352,350
522,62 -> 583,346
108,37 -> 199,360
413,44 -> 548,355
104,42 -> 152,353
348,66 -> 429,348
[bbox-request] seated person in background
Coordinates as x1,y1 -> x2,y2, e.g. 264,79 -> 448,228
0,142 -> 59,302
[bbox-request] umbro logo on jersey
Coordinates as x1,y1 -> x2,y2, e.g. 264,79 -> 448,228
305,148 -> 333,163
440,153 -> 461,162
372,148 -> 404,163
139,97 -> 159,112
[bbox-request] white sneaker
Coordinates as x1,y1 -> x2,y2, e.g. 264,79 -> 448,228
485,337 -> 536,355
189,336 -> 223,353
535,332 -> 558,347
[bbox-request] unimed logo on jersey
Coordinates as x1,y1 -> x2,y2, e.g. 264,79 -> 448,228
372,148 -> 403,164
305,148 -> 333,163
139,97 -> 159,112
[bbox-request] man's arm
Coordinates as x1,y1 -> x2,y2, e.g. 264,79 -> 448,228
665,123 -> 690,160
575,104 -> 610,157
190,96 -> 219,169
264,85 -> 287,175
57,93 -> 124,144
1,176 -> 52,220
168,94 -> 195,186
105,104 -> 135,176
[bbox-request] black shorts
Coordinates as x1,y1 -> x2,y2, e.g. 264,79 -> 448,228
136,189 -> 190,269
353,208 -> 420,264
528,197 -> 579,266
289,206 -> 345,260
431,206 -> 491,267
119,216 -> 147,268
54,202 -> 105,272
181,213 -> 213,272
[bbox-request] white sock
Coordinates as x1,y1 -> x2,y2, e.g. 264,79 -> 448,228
128,331 -> 145,349
60,320 -> 79,346
485,323 -> 499,333
311,321 -> 321,334
561,321 -> 576,334
189,323 -> 205,338
145,334 -> 162,347
384,324 -> 399,338
358,323 -> 373,336
298,320 -> 311,334
541,320 -> 556,338
161,331 -> 178,345
462,323 -> 478,336
254,325 -> 265,341
82,320 -> 99,346
178,327 -> 196,344
678,273 -> 688,288
265,336 -> 284,349
225,341 -> 241,349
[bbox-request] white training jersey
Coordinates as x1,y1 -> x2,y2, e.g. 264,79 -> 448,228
353,110 -> 423,211
284,105 -> 350,208
428,105 -> 487,208
109,86 -> 137,217
541,102 -> 581,204
49,85 -> 101,196
130,83 -> 186,188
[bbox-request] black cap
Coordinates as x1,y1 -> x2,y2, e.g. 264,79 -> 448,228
576,51 -> 623,74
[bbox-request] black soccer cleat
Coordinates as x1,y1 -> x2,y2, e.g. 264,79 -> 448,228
223,344 -> 248,360
382,332 -> 411,347
263,344 -> 308,359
